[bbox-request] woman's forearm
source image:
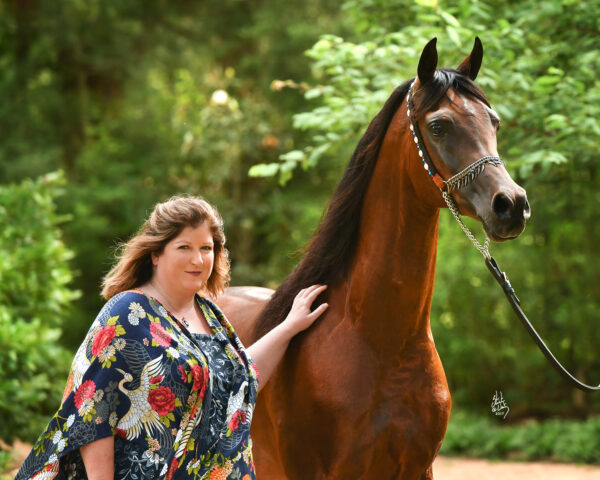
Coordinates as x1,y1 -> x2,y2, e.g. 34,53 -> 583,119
80,435 -> 114,480
247,322 -> 296,392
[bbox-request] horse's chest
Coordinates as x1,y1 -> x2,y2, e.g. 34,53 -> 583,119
317,336 -> 446,430
261,328 -> 451,479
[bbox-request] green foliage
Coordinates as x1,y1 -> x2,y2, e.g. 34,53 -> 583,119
0,172 -> 78,442
442,410 -> 600,464
0,454 -> 10,480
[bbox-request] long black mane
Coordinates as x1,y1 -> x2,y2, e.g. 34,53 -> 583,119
254,69 -> 489,339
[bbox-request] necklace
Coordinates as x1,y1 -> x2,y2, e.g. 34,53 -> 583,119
164,301 -> 195,328
148,284 -> 196,328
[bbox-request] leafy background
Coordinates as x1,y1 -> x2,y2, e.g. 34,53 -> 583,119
1,0 -> 599,470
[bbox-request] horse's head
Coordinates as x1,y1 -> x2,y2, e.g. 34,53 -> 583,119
408,37 -> 530,241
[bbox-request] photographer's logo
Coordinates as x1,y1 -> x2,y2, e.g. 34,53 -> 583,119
491,390 -> 509,419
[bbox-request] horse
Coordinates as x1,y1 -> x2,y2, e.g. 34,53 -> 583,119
217,37 -> 530,479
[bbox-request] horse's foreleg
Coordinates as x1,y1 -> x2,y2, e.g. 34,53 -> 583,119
419,464 -> 434,480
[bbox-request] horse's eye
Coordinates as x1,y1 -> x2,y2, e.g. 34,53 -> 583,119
429,122 -> 444,137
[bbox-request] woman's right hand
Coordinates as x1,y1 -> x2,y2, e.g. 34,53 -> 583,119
283,284 -> 329,335
247,284 -> 329,391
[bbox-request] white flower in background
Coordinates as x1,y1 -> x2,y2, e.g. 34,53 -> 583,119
211,89 -> 229,105
67,414 -> 75,428
52,430 -> 62,444
114,338 -> 126,350
48,454 -> 58,464
167,347 -> 180,359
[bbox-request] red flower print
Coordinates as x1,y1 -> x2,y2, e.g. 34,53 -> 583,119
74,380 -> 96,409
228,409 -> 247,432
178,365 -> 187,382
91,325 -> 116,356
150,375 -> 163,384
166,457 -> 178,480
148,386 -> 175,416
150,322 -> 171,347
190,364 -> 207,393
114,428 -> 127,438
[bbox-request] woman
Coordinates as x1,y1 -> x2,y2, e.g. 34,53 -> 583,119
16,195 -> 328,480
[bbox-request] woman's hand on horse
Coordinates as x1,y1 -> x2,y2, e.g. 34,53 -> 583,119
284,284 -> 329,335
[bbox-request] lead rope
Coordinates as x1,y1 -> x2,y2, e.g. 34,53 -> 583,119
442,191 -> 491,260
444,173 -> 600,392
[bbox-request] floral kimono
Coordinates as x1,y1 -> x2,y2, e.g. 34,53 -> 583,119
15,291 -> 260,480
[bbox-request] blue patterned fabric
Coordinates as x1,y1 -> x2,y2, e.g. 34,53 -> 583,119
15,291 -> 259,480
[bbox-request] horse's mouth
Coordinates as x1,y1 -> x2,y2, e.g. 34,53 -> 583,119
489,232 -> 520,242
482,221 -> 526,243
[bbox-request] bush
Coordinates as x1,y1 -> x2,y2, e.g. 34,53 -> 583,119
0,171 -> 79,442
442,410 -> 600,464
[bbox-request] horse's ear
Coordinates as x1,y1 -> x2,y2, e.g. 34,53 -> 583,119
457,37 -> 483,80
417,38 -> 438,85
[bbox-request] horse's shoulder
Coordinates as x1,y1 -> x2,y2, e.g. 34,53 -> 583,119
216,286 -> 274,345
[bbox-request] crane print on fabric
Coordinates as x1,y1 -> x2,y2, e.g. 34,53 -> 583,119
115,354 -> 167,440
14,291 -> 259,480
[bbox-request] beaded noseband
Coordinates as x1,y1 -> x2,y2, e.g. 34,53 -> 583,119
406,81 -> 505,258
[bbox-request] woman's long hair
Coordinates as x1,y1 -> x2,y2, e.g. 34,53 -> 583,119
101,195 -> 230,300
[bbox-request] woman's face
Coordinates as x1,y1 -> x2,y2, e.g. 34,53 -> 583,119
151,223 -> 215,296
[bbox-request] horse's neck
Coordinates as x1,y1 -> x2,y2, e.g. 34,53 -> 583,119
345,145 -> 440,348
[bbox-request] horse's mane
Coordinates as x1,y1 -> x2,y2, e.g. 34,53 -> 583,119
254,69 -> 489,339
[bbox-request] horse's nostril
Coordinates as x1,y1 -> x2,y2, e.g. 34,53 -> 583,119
523,198 -> 531,220
492,193 -> 513,221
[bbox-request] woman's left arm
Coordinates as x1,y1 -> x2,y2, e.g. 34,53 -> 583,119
247,285 -> 328,392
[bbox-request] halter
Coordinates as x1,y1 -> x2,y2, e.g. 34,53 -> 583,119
406,81 -> 600,392
406,81 -> 504,259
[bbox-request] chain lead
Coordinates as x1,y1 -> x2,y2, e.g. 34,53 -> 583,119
442,192 -> 491,260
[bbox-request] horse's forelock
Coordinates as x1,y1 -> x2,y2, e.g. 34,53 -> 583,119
416,69 -> 490,120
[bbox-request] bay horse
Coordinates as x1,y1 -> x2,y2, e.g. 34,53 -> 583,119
218,38 -> 530,479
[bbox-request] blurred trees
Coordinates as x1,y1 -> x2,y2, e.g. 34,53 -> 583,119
0,0 -> 346,348
0,0 -> 599,443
